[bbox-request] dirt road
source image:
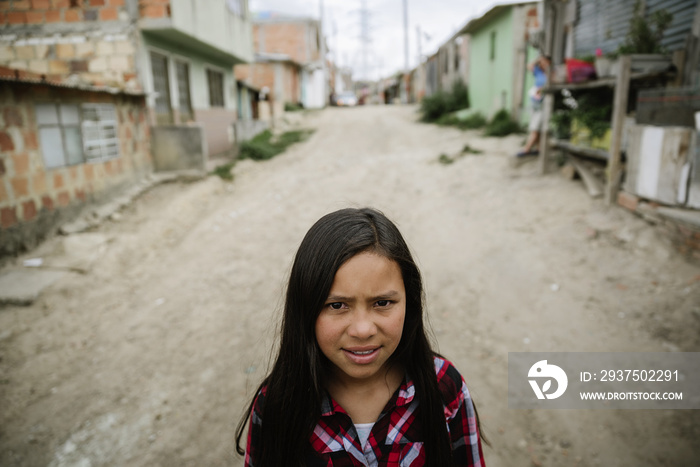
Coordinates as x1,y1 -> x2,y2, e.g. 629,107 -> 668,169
1,105 -> 699,466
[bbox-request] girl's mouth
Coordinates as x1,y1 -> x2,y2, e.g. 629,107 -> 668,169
343,347 -> 380,364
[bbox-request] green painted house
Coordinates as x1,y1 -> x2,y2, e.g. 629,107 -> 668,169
465,2 -> 540,124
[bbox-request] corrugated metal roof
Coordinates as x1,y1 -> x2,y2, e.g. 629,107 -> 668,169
0,66 -> 145,96
574,0 -> 697,57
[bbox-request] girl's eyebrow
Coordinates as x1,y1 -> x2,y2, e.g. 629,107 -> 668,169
325,291 -> 401,302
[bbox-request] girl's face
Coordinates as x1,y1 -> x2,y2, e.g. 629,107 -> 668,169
315,251 -> 406,387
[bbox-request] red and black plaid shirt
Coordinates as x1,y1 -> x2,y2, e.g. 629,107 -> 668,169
244,356 -> 485,466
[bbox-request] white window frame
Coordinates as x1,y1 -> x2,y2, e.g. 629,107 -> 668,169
35,102 -> 84,169
81,103 -> 120,162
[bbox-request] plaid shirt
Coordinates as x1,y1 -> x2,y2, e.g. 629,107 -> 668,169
245,356 -> 485,466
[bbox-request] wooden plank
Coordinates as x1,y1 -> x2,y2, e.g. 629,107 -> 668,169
605,55 -> 631,205
543,70 -> 672,93
551,139 -> 609,161
569,156 -> 603,198
538,93 -> 554,175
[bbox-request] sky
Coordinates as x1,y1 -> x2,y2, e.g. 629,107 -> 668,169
249,0 -> 509,80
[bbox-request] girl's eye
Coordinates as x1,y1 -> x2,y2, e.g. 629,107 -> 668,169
376,300 -> 391,307
328,302 -> 344,310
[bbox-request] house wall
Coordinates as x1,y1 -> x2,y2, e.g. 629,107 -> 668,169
166,0 -> 253,63
0,82 -> 152,257
469,7 -> 515,118
138,34 -> 239,157
254,21 -> 320,64
0,0 -> 141,90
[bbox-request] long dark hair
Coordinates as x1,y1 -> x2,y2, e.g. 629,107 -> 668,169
236,207 -> 456,465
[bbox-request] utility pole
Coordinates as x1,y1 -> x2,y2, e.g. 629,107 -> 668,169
319,0 -> 327,106
402,0 -> 409,103
359,0 -> 371,81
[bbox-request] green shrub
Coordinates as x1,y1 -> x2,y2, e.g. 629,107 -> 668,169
484,109 -> 523,137
419,78 -> 470,122
284,102 -> 304,112
449,79 -> 470,110
456,113 -> 486,130
239,129 -> 314,161
420,92 -> 451,122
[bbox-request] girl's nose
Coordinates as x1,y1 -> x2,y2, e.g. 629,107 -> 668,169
347,310 -> 377,339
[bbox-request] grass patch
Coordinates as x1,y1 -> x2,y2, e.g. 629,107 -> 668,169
211,162 -> 235,181
284,102 -> 304,112
438,153 -> 454,165
484,109 -> 523,137
239,129 -> 314,161
462,144 -> 483,155
434,112 -> 486,131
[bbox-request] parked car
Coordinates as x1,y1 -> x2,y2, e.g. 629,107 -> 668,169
335,91 -> 358,107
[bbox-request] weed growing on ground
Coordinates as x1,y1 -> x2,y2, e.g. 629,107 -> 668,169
438,153 -> 454,165
211,162 -> 236,181
284,102 -> 304,112
239,129 -> 315,161
462,144 -> 483,154
484,109 -> 523,137
211,129 -> 314,180
437,144 -> 485,165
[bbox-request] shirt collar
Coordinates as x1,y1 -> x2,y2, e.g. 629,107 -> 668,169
320,373 -> 416,417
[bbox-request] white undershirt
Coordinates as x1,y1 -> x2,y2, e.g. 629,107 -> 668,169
354,422 -> 375,450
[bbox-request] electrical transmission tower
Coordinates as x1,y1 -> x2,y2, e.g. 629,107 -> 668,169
358,0 -> 371,80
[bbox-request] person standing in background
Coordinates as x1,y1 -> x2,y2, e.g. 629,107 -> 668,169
517,55 -> 551,157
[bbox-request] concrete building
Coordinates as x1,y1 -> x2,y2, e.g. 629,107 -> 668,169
465,2 -> 540,122
235,12 -> 325,113
0,0 -> 253,258
0,67 -> 151,257
0,0 -> 253,158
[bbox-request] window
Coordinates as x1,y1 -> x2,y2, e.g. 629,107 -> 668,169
36,103 -> 119,168
175,60 -> 193,122
150,50 -> 173,124
36,103 -> 84,169
454,43 -> 460,71
490,31 -> 496,61
226,0 -> 243,16
207,69 -> 225,107
81,104 -> 119,162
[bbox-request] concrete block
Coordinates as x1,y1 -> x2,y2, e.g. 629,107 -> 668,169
95,41 -> 114,55
0,269 -> 68,305
75,42 -> 95,58
56,43 -> 75,59
113,40 -> 134,54
15,45 -> 35,60
234,119 -> 270,144
108,55 -> 129,72
0,45 -> 15,61
151,125 -> 207,172
88,56 -> 108,72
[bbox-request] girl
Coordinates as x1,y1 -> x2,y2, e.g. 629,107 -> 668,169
235,207 -> 485,466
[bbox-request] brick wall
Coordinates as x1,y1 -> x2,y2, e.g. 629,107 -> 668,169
0,0 -> 141,90
0,80 -> 153,257
254,21 -> 319,64
235,62 -> 302,105
618,191 -> 700,265
138,0 -> 171,19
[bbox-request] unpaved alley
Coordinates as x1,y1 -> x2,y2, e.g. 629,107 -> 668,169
1,105 -> 699,466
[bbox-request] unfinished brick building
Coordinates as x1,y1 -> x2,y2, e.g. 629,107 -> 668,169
0,0 -> 253,257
